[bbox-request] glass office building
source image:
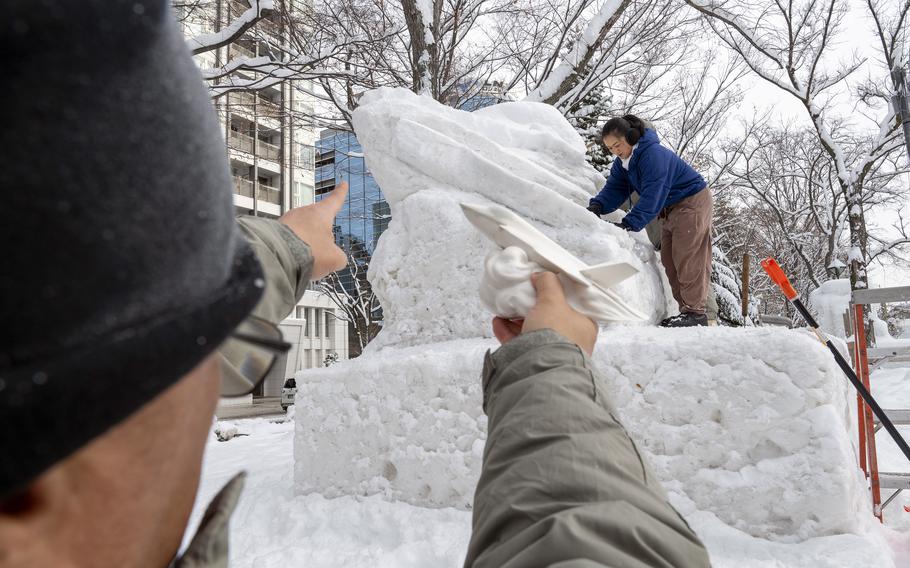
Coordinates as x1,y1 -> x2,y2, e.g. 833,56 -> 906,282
315,129 -> 390,286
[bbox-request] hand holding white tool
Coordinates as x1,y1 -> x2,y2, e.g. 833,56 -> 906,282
460,202 -> 646,323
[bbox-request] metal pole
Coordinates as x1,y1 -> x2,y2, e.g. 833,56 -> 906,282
742,253 -> 750,319
891,66 -> 910,165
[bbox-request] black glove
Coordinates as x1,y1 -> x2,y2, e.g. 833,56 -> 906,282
612,218 -> 633,231
587,202 -> 603,216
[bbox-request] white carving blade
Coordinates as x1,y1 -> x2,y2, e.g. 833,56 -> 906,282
460,201 -> 646,321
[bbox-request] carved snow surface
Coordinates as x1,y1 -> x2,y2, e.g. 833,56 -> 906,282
350,87 -> 671,351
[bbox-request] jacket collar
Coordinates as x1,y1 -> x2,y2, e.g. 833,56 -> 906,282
628,128 -> 659,170
170,472 -> 246,568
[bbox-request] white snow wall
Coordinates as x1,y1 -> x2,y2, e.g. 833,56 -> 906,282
294,89 -> 872,548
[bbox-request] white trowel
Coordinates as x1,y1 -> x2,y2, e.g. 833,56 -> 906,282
460,201 -> 646,322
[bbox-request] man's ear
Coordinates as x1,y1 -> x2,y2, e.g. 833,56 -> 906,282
0,467 -> 66,521
1,488 -> 39,517
0,470 -> 70,566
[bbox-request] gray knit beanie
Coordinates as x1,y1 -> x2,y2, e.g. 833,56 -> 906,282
0,0 -> 264,497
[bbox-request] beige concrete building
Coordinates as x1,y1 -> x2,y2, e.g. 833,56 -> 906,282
177,1 -> 347,404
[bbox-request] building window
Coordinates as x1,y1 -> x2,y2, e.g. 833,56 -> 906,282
293,182 -> 303,208
293,181 -> 313,208
324,310 -> 332,339
314,308 -> 322,337
295,305 -> 306,319
298,145 -> 315,171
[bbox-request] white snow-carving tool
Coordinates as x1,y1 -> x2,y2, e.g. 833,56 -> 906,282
460,202 -> 646,322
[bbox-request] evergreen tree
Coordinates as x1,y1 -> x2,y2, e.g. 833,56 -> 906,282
566,84 -> 612,174
711,245 -> 758,326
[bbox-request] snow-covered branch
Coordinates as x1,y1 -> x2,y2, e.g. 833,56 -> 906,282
186,0 -> 274,55
684,0 -> 784,70
524,0 -> 630,105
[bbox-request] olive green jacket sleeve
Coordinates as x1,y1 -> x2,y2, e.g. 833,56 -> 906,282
465,330 -> 711,568
235,216 -> 313,323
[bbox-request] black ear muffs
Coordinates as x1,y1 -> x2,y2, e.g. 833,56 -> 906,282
622,115 -> 643,145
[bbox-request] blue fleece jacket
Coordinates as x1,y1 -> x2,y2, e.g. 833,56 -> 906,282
590,129 -> 706,231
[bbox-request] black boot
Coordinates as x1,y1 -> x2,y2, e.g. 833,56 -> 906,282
660,312 -> 708,327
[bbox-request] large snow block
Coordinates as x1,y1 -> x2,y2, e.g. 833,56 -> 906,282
594,326 -> 870,542
294,339 -> 491,508
294,327 -> 870,541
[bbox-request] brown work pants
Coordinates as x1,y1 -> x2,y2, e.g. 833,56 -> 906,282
660,189 -> 713,315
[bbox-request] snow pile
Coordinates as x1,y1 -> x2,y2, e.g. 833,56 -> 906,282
870,309 -> 910,348
809,278 -> 852,338
195,413 -> 902,568
294,325 -> 891,563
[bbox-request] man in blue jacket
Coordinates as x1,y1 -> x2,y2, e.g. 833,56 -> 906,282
588,115 -> 713,327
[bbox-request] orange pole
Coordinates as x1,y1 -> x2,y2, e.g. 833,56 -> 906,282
855,304 -> 883,521
854,332 -> 868,476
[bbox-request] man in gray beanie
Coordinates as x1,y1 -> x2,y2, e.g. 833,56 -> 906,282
0,2 -> 711,567
0,1 -> 347,566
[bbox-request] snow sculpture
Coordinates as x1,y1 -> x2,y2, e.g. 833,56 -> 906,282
295,86 -> 669,508
295,88 -> 884,564
350,88 -> 671,350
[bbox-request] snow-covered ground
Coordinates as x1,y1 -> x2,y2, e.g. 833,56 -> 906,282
185,414 -> 472,567
870,366 -> 910,536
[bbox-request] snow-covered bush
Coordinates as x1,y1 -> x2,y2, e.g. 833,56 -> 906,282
711,245 -> 757,326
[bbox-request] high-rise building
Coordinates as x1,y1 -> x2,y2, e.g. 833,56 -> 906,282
176,2 -> 348,406
176,0 -> 316,218
315,129 -> 390,277
314,129 -> 389,356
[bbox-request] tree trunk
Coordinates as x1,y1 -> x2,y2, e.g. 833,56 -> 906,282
845,184 -> 870,290
400,0 -> 438,96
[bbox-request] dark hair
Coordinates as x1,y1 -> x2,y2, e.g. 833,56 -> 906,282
601,114 -> 647,146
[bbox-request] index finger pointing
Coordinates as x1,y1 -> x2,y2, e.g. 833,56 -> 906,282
319,181 -> 349,214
